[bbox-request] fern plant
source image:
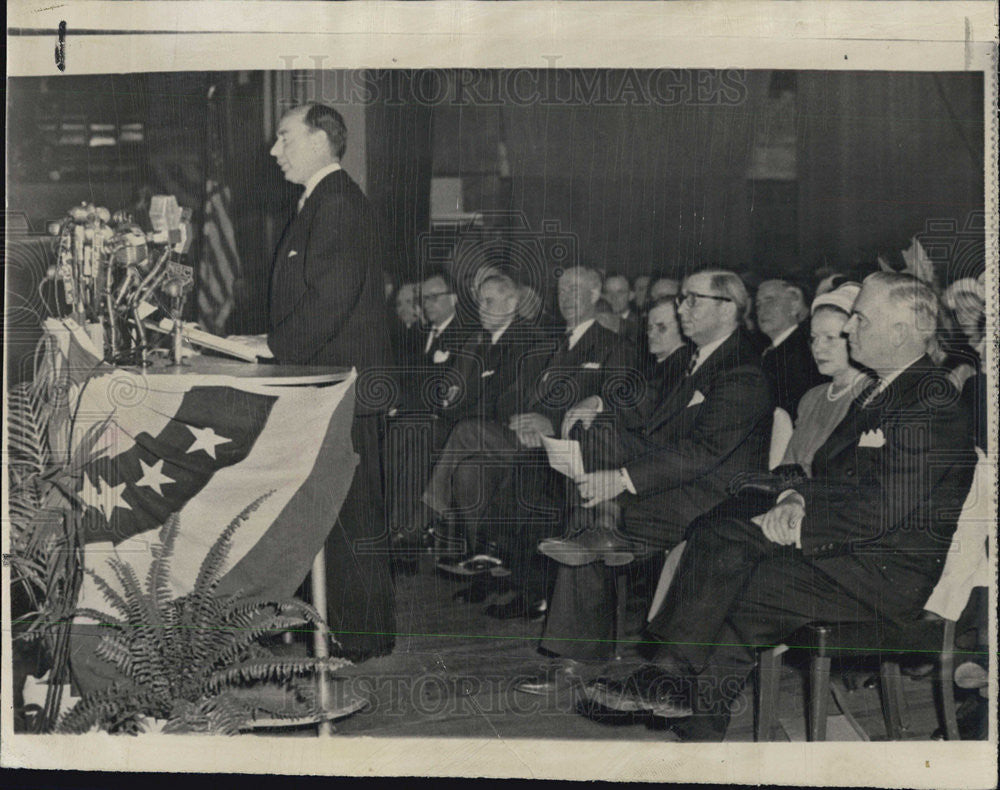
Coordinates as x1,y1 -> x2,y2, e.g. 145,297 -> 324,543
6,377 -> 107,732
57,495 -> 350,735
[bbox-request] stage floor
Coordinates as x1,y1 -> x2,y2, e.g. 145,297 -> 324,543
273,554 -> 963,742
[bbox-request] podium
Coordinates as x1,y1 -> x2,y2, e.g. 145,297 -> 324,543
51,328 -> 358,736
136,357 -> 353,736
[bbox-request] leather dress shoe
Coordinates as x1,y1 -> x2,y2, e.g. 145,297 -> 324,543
452,581 -> 492,603
514,659 -> 583,696
437,552 -> 504,577
584,664 -> 692,717
538,527 -> 635,567
485,595 -> 547,622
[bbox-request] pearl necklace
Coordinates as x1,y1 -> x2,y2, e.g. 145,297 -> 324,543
826,372 -> 863,402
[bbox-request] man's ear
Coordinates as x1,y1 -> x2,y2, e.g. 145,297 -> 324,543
888,320 -> 910,348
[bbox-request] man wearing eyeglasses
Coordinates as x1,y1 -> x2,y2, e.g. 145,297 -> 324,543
419,271 -> 462,365
517,270 -> 773,692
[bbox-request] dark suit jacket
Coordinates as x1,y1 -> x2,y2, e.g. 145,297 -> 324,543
390,320 -> 423,370
419,318 -> 466,364
498,320 -> 632,426
399,318 -> 469,412
761,321 -> 825,419
268,169 -> 391,378
618,343 -> 693,432
792,357 -> 976,618
618,312 -> 643,347
440,322 -> 534,424
616,330 -> 774,547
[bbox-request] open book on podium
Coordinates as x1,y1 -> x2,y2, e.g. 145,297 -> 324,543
145,318 -> 274,362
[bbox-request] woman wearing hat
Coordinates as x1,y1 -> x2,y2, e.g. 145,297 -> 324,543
777,281 -> 873,474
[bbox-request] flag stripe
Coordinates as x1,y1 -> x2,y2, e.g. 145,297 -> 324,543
216,380 -> 359,601
75,371 -> 358,610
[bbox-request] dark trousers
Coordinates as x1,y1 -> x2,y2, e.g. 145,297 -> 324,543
424,418 -> 563,600
385,412 -> 453,537
323,413 -> 396,660
645,513 -> 882,726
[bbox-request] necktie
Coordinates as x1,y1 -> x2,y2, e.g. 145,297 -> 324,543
686,348 -> 700,376
855,377 -> 882,409
425,327 -> 439,355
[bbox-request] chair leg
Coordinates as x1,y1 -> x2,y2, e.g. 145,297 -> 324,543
808,655 -> 831,741
939,620 -> 960,741
755,647 -> 782,741
879,661 -> 904,740
613,568 -> 628,661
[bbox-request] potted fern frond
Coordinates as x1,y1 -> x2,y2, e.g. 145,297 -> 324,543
57,497 -> 353,735
6,377 -> 108,732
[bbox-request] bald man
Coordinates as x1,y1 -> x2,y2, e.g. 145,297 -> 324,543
585,272 -> 977,741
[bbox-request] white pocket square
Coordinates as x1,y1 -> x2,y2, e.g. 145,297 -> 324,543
432,349 -> 451,364
481,369 -> 495,378
858,428 -> 886,448
581,362 -> 601,370
687,390 -> 706,408
287,249 -> 298,258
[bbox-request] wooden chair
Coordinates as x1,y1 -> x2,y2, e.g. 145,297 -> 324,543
756,448 -> 991,741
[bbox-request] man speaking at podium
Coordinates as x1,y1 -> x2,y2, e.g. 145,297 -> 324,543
268,103 -> 395,662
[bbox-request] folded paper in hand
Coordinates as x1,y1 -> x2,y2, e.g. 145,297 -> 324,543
541,436 -> 585,482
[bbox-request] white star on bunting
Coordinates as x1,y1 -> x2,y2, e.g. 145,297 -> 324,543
136,458 -> 174,496
185,425 -> 231,459
79,473 -> 104,513
98,479 -> 132,519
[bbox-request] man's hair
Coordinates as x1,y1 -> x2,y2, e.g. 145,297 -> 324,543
694,269 -> 750,325
479,271 -> 519,297
298,103 -> 348,160
760,277 -> 810,322
864,271 -> 939,340
422,269 -> 456,294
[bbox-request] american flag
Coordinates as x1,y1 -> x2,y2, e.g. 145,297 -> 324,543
197,85 -> 242,335
42,321 -> 360,682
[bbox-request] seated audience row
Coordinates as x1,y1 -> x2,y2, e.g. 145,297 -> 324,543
384,262 -> 980,743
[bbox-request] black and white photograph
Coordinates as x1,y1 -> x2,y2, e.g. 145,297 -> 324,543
2,2 -> 997,785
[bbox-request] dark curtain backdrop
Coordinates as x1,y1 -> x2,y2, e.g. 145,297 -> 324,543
797,72 -> 984,278
500,71 -> 770,279
365,71 -> 435,281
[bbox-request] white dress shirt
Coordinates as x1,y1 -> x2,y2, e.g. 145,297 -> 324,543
424,313 -> 455,354
566,318 -> 596,350
298,162 -> 342,211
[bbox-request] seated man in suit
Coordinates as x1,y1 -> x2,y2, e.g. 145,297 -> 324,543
442,272 -> 531,426
516,270 -> 773,689
422,267 -> 631,591
413,270 -> 465,401
756,277 -> 825,421
390,281 -> 423,368
584,272 -> 977,742
632,274 -> 652,316
603,273 -> 640,343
